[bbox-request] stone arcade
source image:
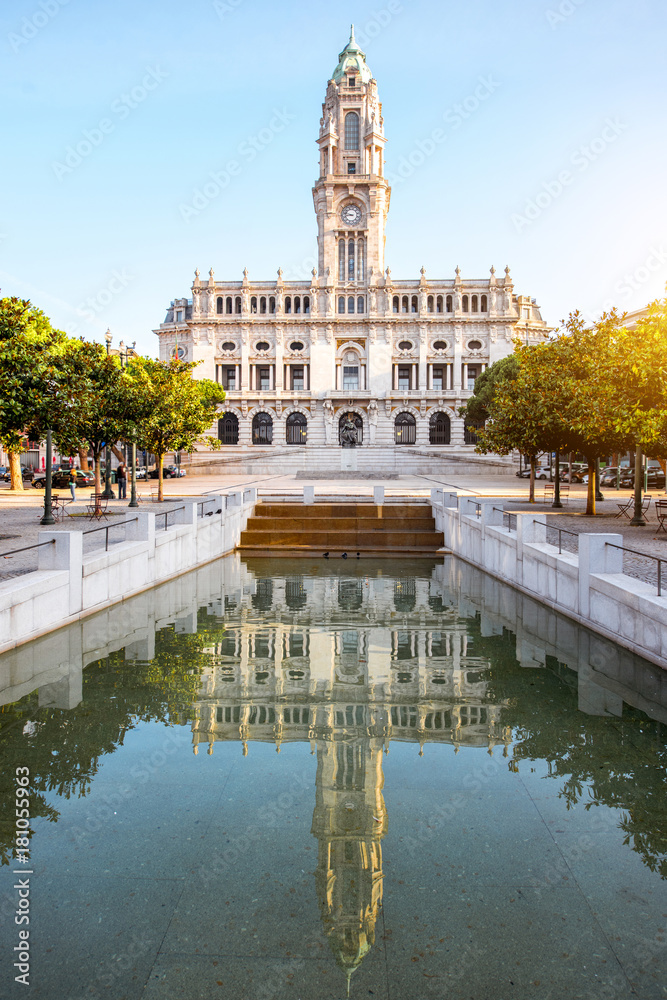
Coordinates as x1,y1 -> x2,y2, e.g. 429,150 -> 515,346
154,27 -> 550,475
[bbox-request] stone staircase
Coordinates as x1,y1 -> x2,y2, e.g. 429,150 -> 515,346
237,502 -> 446,556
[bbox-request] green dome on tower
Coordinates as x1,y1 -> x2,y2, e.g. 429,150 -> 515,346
332,25 -> 373,84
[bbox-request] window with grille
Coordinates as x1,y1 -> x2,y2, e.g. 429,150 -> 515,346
343,365 -> 359,390
345,112 -> 359,150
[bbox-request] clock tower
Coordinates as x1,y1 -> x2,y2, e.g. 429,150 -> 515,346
313,27 -> 391,287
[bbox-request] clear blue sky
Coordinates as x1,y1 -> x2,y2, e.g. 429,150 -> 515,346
1,0 -> 665,354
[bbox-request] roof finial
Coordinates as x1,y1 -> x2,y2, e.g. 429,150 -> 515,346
350,23 -> 355,43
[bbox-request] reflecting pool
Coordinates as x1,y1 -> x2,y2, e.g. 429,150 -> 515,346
0,555 -> 666,999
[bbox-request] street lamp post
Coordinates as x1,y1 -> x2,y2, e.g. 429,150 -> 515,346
118,340 -> 139,509
102,330 -> 116,500
551,448 -> 563,509
630,444 -> 646,526
40,428 -> 55,525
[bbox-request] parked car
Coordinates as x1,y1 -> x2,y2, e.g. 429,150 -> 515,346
32,469 -> 95,489
561,465 -> 588,483
135,466 -> 147,480
147,465 -> 186,479
619,468 -> 666,490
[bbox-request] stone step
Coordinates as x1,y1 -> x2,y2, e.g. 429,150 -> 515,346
246,516 -> 437,532
255,503 -> 433,519
239,529 -> 444,549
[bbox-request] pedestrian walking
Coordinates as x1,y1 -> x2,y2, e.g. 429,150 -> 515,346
117,462 -> 127,500
69,469 -> 77,501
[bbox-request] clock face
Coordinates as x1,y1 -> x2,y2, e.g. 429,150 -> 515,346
341,204 -> 362,226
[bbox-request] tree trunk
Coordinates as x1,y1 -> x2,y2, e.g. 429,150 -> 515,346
529,455 -> 536,503
9,450 -> 24,491
78,447 -> 90,472
157,452 -> 164,502
111,444 -> 125,463
585,460 -> 596,515
94,455 -> 102,498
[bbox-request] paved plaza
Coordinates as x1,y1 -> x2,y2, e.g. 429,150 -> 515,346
1,472 -> 665,586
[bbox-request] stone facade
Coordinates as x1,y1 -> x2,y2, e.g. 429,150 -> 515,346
154,28 -> 550,474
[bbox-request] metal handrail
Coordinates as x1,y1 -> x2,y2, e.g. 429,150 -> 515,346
606,541 -> 667,597
0,539 -> 55,559
543,523 -> 579,555
155,505 -> 187,531
491,507 -> 517,531
82,517 -> 140,552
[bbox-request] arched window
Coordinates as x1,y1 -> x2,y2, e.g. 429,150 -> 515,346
226,297 -> 232,314
285,296 -> 291,314
294,296 -> 301,314
357,239 -> 365,281
462,295 -> 469,313
348,296 -> 355,314
304,296 -> 310,314
395,411 -> 416,445
427,296 -> 434,313
481,294 -> 488,312
402,296 -> 408,313
393,296 -> 399,313
216,296 -> 223,314
269,296 -> 275,314
286,412 -> 307,445
446,295 -> 453,313
348,239 -> 355,280
357,296 -> 364,313
260,296 -> 267,314
250,296 -> 257,313
235,296 -> 241,314
339,239 -> 345,282
344,111 -> 360,150
411,295 -> 418,313
429,411 -> 451,445
252,412 -> 273,445
218,413 -> 239,445
338,296 -> 346,314
464,418 -> 484,445
471,295 -> 478,313
436,295 -> 443,313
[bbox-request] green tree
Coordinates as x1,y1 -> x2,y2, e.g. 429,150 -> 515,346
52,339 -> 130,498
129,358 -> 225,501
0,297 -> 69,490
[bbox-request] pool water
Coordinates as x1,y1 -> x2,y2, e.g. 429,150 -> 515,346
0,555 -> 666,999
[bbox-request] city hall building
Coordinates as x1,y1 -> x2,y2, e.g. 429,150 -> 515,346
154,28 -> 550,474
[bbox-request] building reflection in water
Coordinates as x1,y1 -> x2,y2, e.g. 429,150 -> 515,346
192,560 -> 511,985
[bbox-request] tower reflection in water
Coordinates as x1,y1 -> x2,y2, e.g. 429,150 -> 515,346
191,559 -> 511,985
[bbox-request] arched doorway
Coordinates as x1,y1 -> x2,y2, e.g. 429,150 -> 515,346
429,411 -> 451,445
252,412 -> 273,445
286,412 -> 307,445
395,412 -> 416,445
218,414 -> 239,445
